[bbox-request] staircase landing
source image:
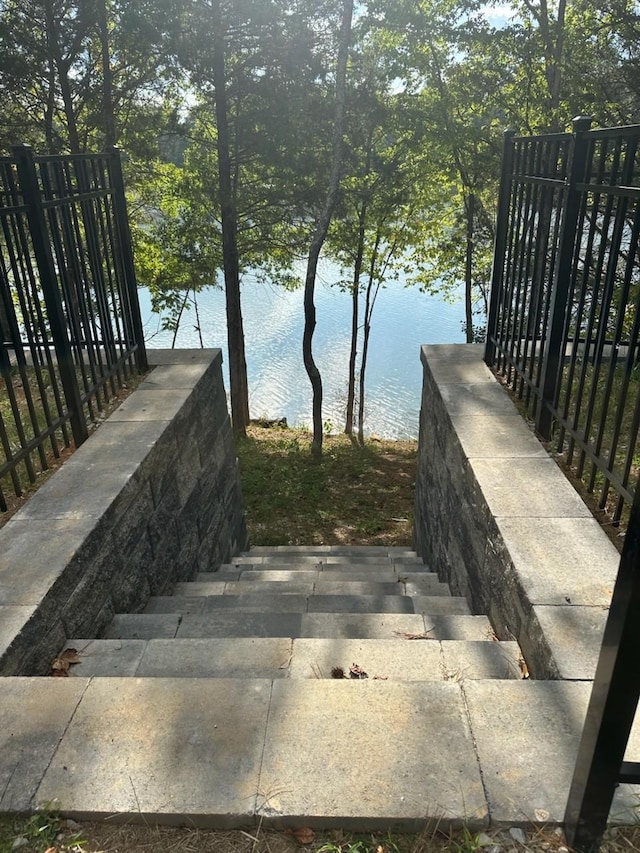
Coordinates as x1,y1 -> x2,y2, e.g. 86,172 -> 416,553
0,547 -> 623,830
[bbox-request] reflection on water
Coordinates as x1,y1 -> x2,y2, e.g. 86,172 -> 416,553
139,272 -> 466,440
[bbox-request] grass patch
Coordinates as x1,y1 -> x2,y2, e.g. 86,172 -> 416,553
236,425 -> 417,547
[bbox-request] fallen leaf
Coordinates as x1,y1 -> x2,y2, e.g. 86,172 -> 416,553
519,657 -> 530,679
373,675 -> 389,680
285,827 -> 315,845
50,658 -> 70,672
349,662 -> 368,678
394,630 -> 433,640
59,648 -> 81,664
50,668 -> 69,677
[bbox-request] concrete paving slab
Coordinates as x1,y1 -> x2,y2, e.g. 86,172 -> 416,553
137,363 -> 209,390
149,348 -> 221,365
173,582 -> 228,596
321,556 -> 395,565
106,389 -> 191,422
194,571 -> 241,581
423,616 -> 493,640
258,680 -> 487,828
452,415 -> 549,459
424,357 -> 496,385
37,678 -> 271,825
231,570 -> 320,582
219,563 -> 317,572
308,570 -> 398,582
464,680 -> 591,824
496,517 -> 618,607
228,556 -> 322,566
440,641 -> 522,680
0,517 -> 98,605
137,638 -> 293,677
145,594 -> 310,613
105,614 -> 182,639
472,458 -> 592,518
176,612 -> 303,638
307,595 -> 414,614
412,597 -> 472,616
0,677 -> 88,811
438,382 -> 518,418
313,581 -> 404,596
223,580 -> 315,595
530,605 -> 607,680
0,605 -> 37,658
299,613 -> 426,639
403,578 -> 452,596
66,639 -> 148,676
289,638 -> 444,680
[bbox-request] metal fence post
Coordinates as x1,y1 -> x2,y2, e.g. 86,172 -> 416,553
13,144 -> 89,446
108,147 -> 148,372
485,129 -> 516,366
535,116 -> 592,440
564,481 -> 640,851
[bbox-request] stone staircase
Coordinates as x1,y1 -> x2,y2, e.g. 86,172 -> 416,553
70,546 -> 522,681
40,546 -> 529,828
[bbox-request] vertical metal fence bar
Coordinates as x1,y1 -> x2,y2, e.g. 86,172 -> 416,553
108,148 -> 147,372
564,478 -> 640,851
536,117 -> 593,440
12,144 -> 88,447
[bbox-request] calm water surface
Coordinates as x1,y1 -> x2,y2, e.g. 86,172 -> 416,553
139,266 -> 465,439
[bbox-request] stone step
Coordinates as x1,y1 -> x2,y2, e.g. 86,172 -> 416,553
25,679 -> 608,828
104,610 -> 480,640
212,561 -> 435,574
143,593 -> 463,615
241,545 -> 417,556
173,577 -> 452,597
227,555 -> 425,567
62,638 -> 522,680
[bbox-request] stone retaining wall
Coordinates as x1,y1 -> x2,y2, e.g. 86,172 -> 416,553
0,349 -> 248,676
414,344 -> 619,681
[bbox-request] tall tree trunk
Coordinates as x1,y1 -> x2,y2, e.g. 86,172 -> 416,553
465,191 -> 475,343
357,229 -> 382,446
97,0 -> 116,148
345,200 -> 367,436
211,0 -> 249,436
303,0 -> 353,458
44,0 -> 81,153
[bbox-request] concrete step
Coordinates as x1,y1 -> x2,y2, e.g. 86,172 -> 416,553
22,679 -> 607,829
241,545 -> 417,556
62,638 -> 522,680
211,562 -> 435,575
196,569 -> 444,585
227,555 -> 425,567
104,610 -> 481,640
142,593 -> 463,615
173,577 -> 451,597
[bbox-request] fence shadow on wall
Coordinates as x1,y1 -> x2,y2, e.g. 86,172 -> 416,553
0,145 -> 147,513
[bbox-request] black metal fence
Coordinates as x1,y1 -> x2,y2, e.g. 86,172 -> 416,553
0,145 -> 147,512
485,117 -> 640,526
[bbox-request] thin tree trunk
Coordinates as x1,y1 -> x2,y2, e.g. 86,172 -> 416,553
465,191 -> 475,343
345,200 -> 367,436
97,0 -> 116,147
357,231 -> 382,446
44,0 -> 81,153
212,0 -> 249,436
303,0 -> 353,458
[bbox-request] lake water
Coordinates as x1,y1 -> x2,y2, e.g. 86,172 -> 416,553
138,265 -> 467,440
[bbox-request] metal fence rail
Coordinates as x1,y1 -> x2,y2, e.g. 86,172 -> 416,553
0,145 -> 147,512
485,117 -> 640,526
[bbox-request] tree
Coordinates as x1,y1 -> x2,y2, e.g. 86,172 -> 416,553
303,0 -> 353,458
